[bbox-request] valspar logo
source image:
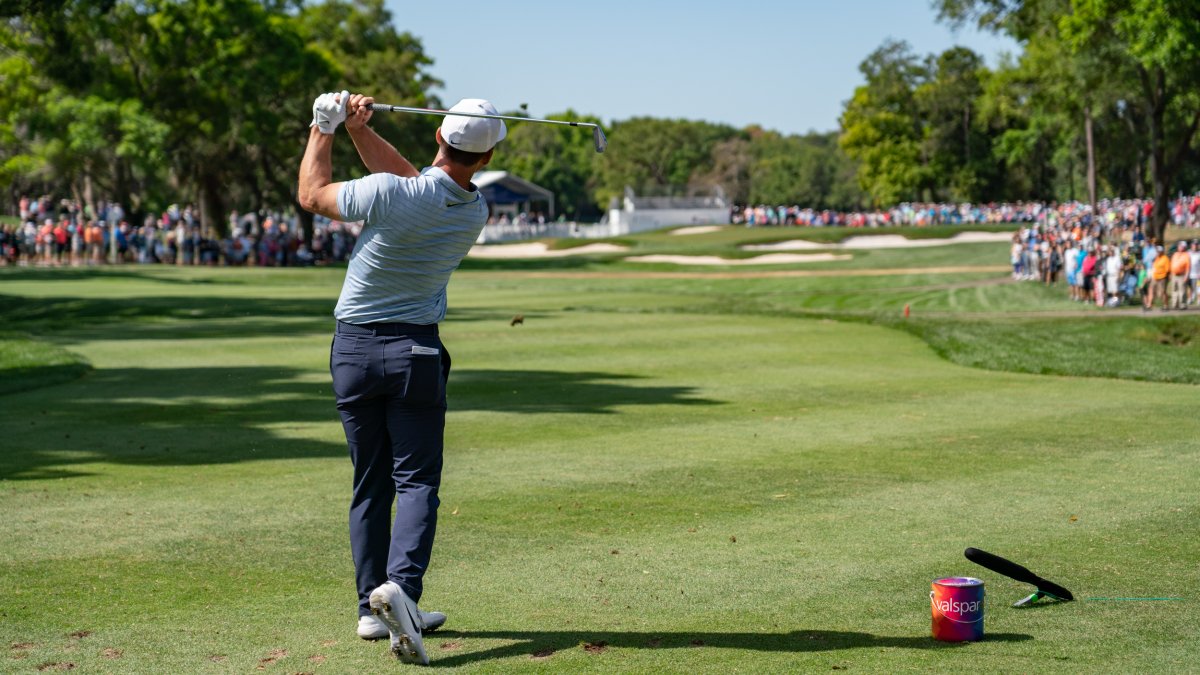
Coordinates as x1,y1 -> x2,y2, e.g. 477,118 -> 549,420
935,596 -> 983,617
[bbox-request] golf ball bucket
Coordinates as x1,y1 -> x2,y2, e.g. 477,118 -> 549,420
930,577 -> 985,641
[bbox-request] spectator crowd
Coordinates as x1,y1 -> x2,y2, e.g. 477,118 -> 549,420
0,195 -> 362,268
1009,220 -> 1199,312
732,195 -> 1200,229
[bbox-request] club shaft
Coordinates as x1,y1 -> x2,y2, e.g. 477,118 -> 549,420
369,103 -> 598,130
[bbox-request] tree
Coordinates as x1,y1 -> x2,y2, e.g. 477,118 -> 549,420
490,110 -> 604,220
594,117 -> 739,206
938,0 -> 1200,240
0,0 -> 442,238
838,40 -> 930,205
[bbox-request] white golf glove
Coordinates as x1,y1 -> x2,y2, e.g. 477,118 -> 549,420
311,90 -> 350,134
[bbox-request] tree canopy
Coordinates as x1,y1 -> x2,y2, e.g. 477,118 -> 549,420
3,0 -> 1198,234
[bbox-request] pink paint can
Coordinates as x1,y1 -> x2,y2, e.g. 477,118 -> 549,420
930,577 -> 985,641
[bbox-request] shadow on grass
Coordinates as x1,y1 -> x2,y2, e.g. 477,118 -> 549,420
0,362 -> 92,397
458,256 -> 608,272
451,369 -> 720,413
1,364 -> 721,480
0,295 -> 533,342
427,629 -> 1033,666
0,266 -> 217,284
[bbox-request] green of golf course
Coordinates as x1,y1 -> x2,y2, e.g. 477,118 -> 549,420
2,227 -> 1198,672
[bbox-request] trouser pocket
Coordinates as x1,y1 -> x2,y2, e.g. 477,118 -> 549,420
393,338 -> 445,406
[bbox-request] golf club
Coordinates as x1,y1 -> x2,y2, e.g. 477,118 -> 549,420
368,103 -> 607,154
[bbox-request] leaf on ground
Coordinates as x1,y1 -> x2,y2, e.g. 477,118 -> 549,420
730,535 -> 737,543
582,641 -> 608,654
101,648 -> 123,659
1069,514 -> 1079,523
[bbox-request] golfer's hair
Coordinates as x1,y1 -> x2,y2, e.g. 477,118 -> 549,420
443,143 -> 489,167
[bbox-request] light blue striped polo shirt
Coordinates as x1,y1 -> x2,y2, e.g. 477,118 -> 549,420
334,166 -> 487,325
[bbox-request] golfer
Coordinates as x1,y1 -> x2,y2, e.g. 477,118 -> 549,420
298,90 -> 505,665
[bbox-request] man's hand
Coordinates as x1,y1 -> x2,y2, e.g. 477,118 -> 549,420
311,90 -> 350,135
345,94 -> 375,132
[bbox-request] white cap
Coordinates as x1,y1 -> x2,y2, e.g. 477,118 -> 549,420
439,98 -> 506,153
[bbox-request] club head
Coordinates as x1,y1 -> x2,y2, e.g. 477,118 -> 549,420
593,126 -> 607,153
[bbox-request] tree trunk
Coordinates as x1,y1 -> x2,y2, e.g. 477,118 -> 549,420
198,173 -> 227,238
1141,66 -> 1170,243
1085,106 -> 1097,218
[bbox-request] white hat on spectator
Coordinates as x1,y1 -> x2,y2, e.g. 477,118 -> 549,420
439,99 -> 506,153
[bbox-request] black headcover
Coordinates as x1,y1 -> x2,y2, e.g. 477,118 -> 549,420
964,547 -> 1074,601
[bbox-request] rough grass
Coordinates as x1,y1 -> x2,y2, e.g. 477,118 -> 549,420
1,234 -> 1197,672
892,315 -> 1200,384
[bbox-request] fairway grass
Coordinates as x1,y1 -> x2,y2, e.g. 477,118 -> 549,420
2,246 -> 1198,672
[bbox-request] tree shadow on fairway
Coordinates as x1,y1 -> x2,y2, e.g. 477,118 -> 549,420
0,365 -> 343,480
0,364 -> 720,480
427,629 -> 1033,666
0,295 -> 548,343
450,369 -> 722,414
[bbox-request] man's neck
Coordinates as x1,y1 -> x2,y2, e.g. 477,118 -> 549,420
431,156 -> 477,191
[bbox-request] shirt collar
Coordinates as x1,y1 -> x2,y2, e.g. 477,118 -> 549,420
421,166 -> 478,201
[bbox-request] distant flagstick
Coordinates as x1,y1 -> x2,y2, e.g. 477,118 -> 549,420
368,103 -> 607,154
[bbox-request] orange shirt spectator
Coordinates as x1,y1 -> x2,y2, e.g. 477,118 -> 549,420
1152,254 -> 1171,280
1171,250 -> 1191,277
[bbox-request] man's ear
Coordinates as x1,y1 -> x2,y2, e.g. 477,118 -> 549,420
435,128 -> 444,145
479,148 -> 494,169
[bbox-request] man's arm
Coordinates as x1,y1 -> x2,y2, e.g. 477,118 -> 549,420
298,126 -> 344,221
345,94 -> 420,178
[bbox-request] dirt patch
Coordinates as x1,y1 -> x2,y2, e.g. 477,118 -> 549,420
440,641 -> 463,651
582,641 -> 608,654
101,648 -> 123,659
469,242 -> 628,258
36,663 -> 75,672
11,643 -> 35,651
67,631 -> 91,640
531,647 -> 556,659
256,648 -> 287,669
627,253 -> 851,266
307,654 -> 326,664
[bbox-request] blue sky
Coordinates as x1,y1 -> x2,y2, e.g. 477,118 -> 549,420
383,0 -> 1018,136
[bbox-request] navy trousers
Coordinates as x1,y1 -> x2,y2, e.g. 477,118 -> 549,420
330,320 -> 450,616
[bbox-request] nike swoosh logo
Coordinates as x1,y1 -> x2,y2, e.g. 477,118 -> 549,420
446,198 -> 479,208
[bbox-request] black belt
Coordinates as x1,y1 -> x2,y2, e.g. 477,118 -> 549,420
336,320 -> 439,337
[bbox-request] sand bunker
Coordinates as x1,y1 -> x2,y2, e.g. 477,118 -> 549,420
670,225 -> 724,235
744,231 -> 1014,251
626,253 -> 851,266
468,242 -> 628,258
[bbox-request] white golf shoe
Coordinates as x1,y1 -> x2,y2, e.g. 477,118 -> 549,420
368,581 -> 428,664
358,610 -> 447,640
358,614 -> 390,640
